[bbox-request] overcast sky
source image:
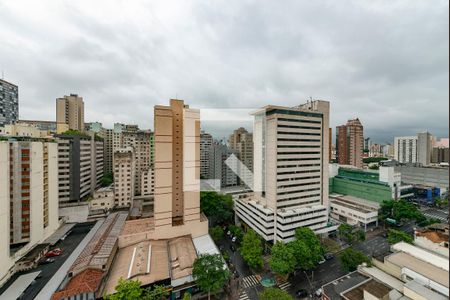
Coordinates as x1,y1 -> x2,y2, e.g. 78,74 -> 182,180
0,0 -> 448,143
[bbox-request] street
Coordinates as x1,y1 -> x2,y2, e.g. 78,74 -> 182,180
217,226 -> 398,300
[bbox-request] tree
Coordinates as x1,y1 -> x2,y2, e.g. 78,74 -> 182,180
104,278 -> 143,300
363,157 -> 387,164
380,200 -> 426,225
143,285 -> 169,300
182,292 -> 191,300
229,225 -> 243,241
240,229 -> 264,269
294,227 -> 323,266
339,248 -> 371,272
258,288 -> 293,300
209,226 -> 224,243
200,192 -> 234,225
387,229 -> 413,244
101,172 -> 114,187
289,240 -> 314,270
357,230 -> 366,242
338,224 -> 354,244
269,241 -> 296,276
192,254 -> 230,300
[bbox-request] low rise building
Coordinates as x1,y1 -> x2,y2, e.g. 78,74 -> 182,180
51,212 -> 128,300
90,185 -> 115,211
414,225 -> 449,258
321,240 -> 449,300
0,123 -> 50,138
329,194 -> 379,231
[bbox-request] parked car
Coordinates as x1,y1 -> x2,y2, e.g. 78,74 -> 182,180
315,288 -> 323,297
231,236 -> 237,243
296,289 -> 308,298
39,258 -> 55,265
324,253 -> 333,260
227,230 -> 231,236
45,248 -> 62,257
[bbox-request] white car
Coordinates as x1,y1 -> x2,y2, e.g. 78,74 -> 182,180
315,288 -> 323,297
227,230 -> 231,236
232,236 -> 237,243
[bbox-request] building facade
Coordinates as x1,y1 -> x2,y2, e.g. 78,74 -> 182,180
113,147 -> 135,207
336,118 -> 364,168
417,131 -> 433,166
56,94 -> 85,133
200,131 -> 213,179
228,127 -> 253,186
153,99 -> 208,238
57,134 -> 104,206
0,140 -> 59,285
394,136 -> 418,163
208,142 -> 240,188
0,79 -> 18,127
235,100 -> 333,242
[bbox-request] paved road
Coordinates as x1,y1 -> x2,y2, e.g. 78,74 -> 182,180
0,222 -> 94,300
420,207 -> 449,222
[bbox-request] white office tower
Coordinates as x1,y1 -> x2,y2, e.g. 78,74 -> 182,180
235,100 -> 332,242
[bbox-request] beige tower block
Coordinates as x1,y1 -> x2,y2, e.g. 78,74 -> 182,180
153,99 -> 207,240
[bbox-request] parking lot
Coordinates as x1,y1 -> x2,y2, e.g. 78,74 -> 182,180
0,222 -> 95,299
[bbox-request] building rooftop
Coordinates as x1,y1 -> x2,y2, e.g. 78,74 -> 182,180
342,278 -> 391,300
391,242 -> 449,272
52,269 -> 104,300
330,195 -> 379,213
70,212 -> 128,276
322,271 -> 370,300
404,280 -> 448,300
386,252 -> 449,288
121,217 -> 155,236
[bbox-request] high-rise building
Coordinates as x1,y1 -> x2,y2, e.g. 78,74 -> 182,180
228,127 -> 253,186
394,136 -> 418,163
0,139 -> 59,284
56,94 -> 85,133
56,134 -> 104,206
103,128 -> 114,174
208,142 -> 240,188
364,137 -> 372,151
417,131 -> 433,166
235,100 -> 332,242
153,99 -> 208,236
200,131 -> 213,179
110,123 -> 152,196
113,147 -> 135,207
141,168 -> 155,197
0,79 -> 18,126
432,147 -> 449,164
336,118 -> 364,168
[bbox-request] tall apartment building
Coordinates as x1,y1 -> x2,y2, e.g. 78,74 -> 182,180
200,131 -> 213,179
0,139 -> 59,284
141,168 -> 155,196
336,118 -> 364,168
364,137 -> 372,151
113,147 -> 135,207
56,94 -> 85,133
432,147 -> 449,164
153,99 -> 208,237
103,128 -> 114,174
228,127 -> 253,186
417,131 -> 433,166
110,123 -> 152,195
56,134 -> 104,206
0,79 -> 19,126
235,100 -> 332,242
208,142 -> 240,188
394,136 -> 418,163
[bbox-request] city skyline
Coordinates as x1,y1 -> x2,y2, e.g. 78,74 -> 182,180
0,1 -> 448,142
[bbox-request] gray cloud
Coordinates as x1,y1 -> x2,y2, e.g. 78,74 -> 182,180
0,0 -> 448,143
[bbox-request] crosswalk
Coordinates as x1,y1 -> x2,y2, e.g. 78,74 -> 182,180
242,275 -> 260,288
239,291 -> 249,300
278,281 -> 291,291
422,211 -> 448,222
